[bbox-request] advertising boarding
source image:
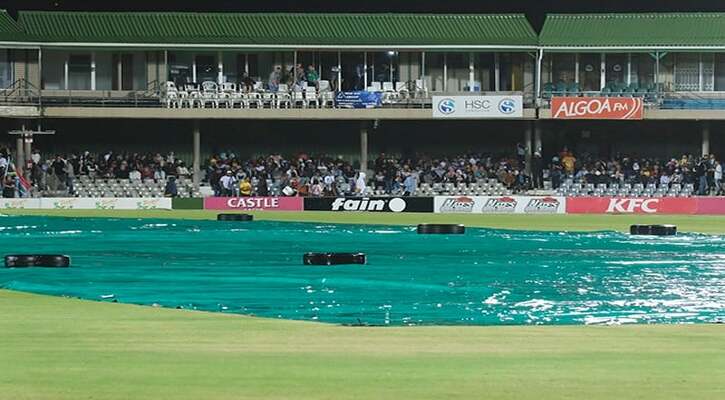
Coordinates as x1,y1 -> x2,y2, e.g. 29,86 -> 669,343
304,197 -> 434,213
204,197 -> 303,211
551,97 -> 643,120
566,197 -> 698,214
432,95 -> 523,119
434,196 -> 566,214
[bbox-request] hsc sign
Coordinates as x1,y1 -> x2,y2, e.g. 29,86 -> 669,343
433,95 -> 523,119
551,97 -> 643,120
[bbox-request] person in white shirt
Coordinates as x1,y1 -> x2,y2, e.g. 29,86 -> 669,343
129,169 -> 142,181
715,159 -> 723,195
219,170 -> 237,197
355,172 -> 367,195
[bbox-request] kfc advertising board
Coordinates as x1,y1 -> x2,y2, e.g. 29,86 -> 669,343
434,196 -> 566,214
204,197 -> 303,211
551,97 -> 643,120
566,197 -> 699,214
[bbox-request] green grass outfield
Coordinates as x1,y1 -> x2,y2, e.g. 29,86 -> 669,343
1,290 -> 724,400
3,208 -> 725,233
1,210 -> 724,399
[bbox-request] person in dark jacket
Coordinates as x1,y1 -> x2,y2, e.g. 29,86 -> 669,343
532,152 -> 544,189
256,175 -> 269,196
164,176 -> 178,197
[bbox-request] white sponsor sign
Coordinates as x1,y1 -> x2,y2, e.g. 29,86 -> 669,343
434,196 -> 566,214
0,198 -> 172,210
0,198 -> 42,209
432,95 -> 523,119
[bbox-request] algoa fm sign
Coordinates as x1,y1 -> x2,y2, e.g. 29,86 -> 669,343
304,197 -> 434,213
204,197 -> 303,211
434,196 -> 566,214
551,97 -> 643,120
566,197 -> 699,214
432,95 -> 523,119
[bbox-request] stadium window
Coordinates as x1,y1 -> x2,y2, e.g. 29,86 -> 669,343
474,53 -> 494,91
221,53 -> 237,84
446,52 -> 468,92
577,54 -> 599,91
195,54 -> 216,83
423,52 -> 444,93
674,53 -> 699,91
340,52 -> 366,91
0,49 -> 13,89
714,54 -> 725,91
167,52 -> 193,86
702,53 -> 714,91
41,50 -> 64,90
552,54 -> 575,85
94,52 -> 112,90
68,54 -> 91,90
630,53 -> 656,88
499,53 -> 526,92
606,54 -> 626,87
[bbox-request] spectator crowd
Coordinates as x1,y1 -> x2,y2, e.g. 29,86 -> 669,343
1,144 -> 723,198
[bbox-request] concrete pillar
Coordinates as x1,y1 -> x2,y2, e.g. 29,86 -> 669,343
534,122 -> 543,155
468,52 -> 475,92
360,124 -> 369,175
90,52 -> 96,90
494,53 -> 500,91
524,124 -> 533,174
600,53 -> 606,90
702,123 -> 710,156
15,137 -> 24,176
217,51 -> 223,84
192,120 -> 201,190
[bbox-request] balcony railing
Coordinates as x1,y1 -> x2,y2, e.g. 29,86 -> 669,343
0,79 -> 536,110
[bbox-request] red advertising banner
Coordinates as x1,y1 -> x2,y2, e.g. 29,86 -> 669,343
551,97 -> 643,120
566,197 -> 698,214
204,197 -> 303,211
694,197 -> 725,215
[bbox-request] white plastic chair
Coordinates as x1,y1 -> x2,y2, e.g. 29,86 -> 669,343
275,84 -> 291,108
367,82 -> 382,92
291,89 -> 305,108
305,87 -> 319,108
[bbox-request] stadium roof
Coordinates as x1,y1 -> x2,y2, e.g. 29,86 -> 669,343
0,10 -> 25,41
0,11 -> 538,49
540,13 -> 725,50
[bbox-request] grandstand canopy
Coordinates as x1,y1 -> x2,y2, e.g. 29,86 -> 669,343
0,10 -> 25,41
0,11 -> 538,50
540,13 -> 725,51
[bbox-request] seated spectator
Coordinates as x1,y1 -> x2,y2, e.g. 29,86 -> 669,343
129,168 -> 142,181
306,65 -> 319,87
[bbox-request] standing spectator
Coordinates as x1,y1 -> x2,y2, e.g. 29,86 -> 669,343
532,151 -> 544,189
403,172 -> 417,196
219,170 -> 236,197
354,172 -> 367,195
164,176 -> 178,197
696,157 -> 708,195
256,176 -> 269,196
714,157 -> 723,195
51,155 -> 66,190
64,158 -> 75,195
267,66 -> 281,91
3,174 -> 15,198
306,65 -> 319,87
